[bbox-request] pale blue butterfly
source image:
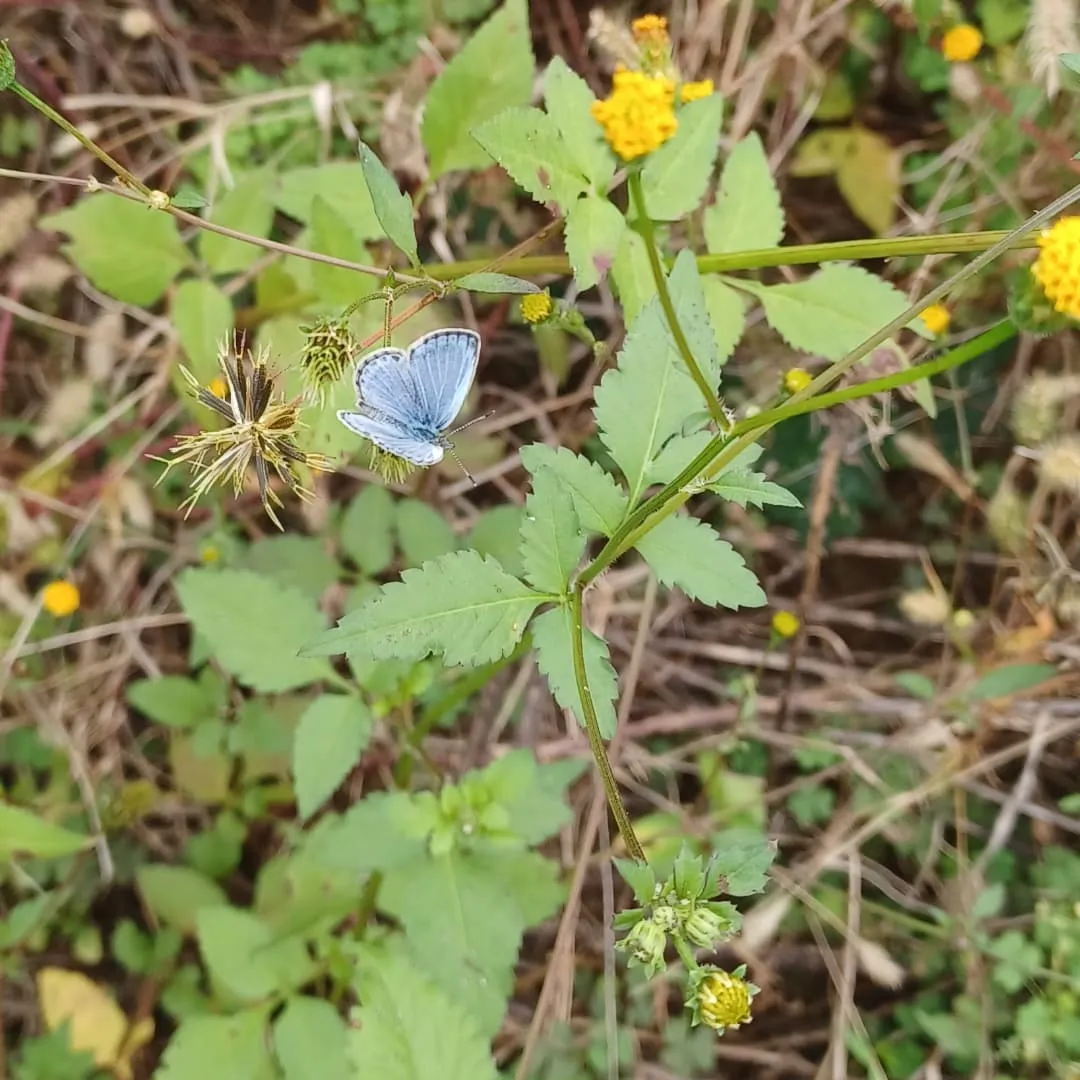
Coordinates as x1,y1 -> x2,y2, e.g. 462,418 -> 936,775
338,327 -> 482,476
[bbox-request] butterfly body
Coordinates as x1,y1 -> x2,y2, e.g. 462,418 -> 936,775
338,328 -> 481,466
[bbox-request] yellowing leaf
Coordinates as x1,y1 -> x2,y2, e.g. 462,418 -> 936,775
37,967 -> 154,1080
790,126 -> 901,236
836,126 -> 900,236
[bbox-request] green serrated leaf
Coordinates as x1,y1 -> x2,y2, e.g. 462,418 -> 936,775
196,907 -> 314,1002
237,535 -> 341,600
595,296 -> 701,502
0,41 -> 16,91
738,264 -> 924,360
708,468 -> 802,509
273,997 -> 351,1080
614,857 -> 657,905
302,551 -> 545,664
710,829 -> 777,895
272,163 -> 380,239
380,849 -> 562,1037
704,132 -> 784,253
422,0 -> 534,179
702,278 -> 746,368
473,106 -> 589,212
301,792 -> 427,877
468,506 -> 525,576
349,944 -> 498,1079
564,194 -> 626,291
0,804 -> 89,862
126,675 -> 219,729
666,248 -> 722,383
454,271 -> 540,294
610,228 -> 655,323
175,568 -> 335,693
478,749 -> 586,844
396,499 -> 456,565
519,468 -> 585,593
136,865 -> 227,936
543,55 -> 614,188
157,1009 -> 276,1080
170,187 -> 208,210
199,173 -> 275,275
531,605 -> 617,738
308,195 -> 374,307
340,485 -> 396,575
171,278 -> 234,388
519,444 -> 627,535
640,94 -> 724,221
357,141 -> 419,266
41,194 -> 190,305
635,514 -> 765,609
293,695 -> 372,820
646,430 -> 715,487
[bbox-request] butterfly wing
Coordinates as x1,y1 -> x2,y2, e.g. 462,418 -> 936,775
337,410 -> 444,466
406,328 -> 481,433
355,348 -> 425,429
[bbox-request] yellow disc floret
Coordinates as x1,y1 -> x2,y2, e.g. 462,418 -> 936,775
941,24 -> 983,62
521,292 -> 554,325
1033,217 -> 1080,321
920,303 -> 951,336
680,79 -> 715,103
591,66 -> 677,161
42,579 -> 80,617
696,970 -> 754,1032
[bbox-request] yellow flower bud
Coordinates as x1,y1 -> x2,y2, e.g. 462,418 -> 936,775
920,303 -> 951,336
694,969 -> 754,1032
783,368 -> 812,395
941,24 -> 983,63
771,610 -> 800,639
521,292 -> 554,325
42,579 -> 80,617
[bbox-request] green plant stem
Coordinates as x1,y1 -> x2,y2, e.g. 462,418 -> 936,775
9,82 -> 151,197
570,589 -> 645,863
421,230 -> 1038,281
673,934 -> 700,972
628,170 -> 727,427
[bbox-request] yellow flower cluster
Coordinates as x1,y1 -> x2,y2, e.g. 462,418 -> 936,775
941,24 -> 983,62
696,970 -> 753,1032
1033,217 -> 1080,322
591,66 -> 678,161
920,303 -> 951,336
521,292 -> 554,324
631,14 -> 668,44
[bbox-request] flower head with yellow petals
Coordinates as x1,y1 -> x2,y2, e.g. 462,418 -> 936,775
1032,217 -> 1080,322
688,966 -> 758,1034
920,304 -> 951,336
521,291 -> 554,325
591,66 -> 678,161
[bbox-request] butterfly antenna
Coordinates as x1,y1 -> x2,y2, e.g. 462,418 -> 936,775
448,409 -> 497,437
446,443 -> 477,487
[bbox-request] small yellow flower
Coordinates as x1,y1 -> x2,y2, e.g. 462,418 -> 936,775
783,368 -> 812,395
771,610 -> 800,639
208,376 -> 228,399
631,14 -> 668,44
941,24 -> 983,62
680,79 -> 714,103
1032,217 -> 1080,322
695,969 -> 753,1032
521,292 -> 554,325
591,66 -> 678,161
200,544 -> 221,565
42,579 -> 80,617
920,303 -> 951,336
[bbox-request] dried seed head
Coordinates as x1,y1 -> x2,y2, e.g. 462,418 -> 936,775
1010,374 -> 1080,445
986,480 -> 1030,556
1037,435 -> 1080,495
898,588 -> 952,627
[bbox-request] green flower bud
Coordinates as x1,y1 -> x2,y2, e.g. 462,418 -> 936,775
684,907 -> 730,949
652,904 -> 679,932
622,917 -> 668,975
